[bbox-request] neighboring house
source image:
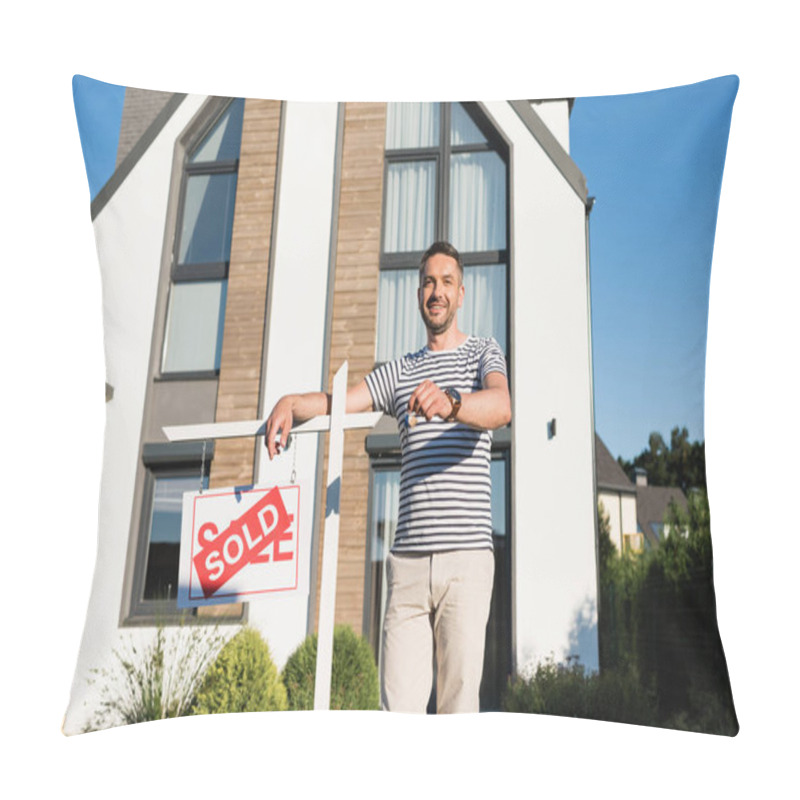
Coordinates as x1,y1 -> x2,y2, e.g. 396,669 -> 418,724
65,91 -> 598,731
633,468 -> 689,548
595,434 -> 639,552
596,434 -> 688,552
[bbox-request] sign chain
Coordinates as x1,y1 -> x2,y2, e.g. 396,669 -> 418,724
200,439 -> 208,494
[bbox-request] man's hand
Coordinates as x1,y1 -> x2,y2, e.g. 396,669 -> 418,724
264,395 -> 295,460
262,380 -> 374,460
408,380 -> 452,422
407,373 -> 511,430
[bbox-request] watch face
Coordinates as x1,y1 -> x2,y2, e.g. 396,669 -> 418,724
445,388 -> 462,421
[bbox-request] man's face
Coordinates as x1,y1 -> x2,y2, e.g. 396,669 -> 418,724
417,253 -> 464,335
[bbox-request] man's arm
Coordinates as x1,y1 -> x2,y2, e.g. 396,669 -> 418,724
264,379 -> 373,459
407,371 -> 511,430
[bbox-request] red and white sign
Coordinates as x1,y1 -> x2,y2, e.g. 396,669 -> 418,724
177,484 -> 301,607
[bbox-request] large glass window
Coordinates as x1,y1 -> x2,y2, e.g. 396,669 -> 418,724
161,98 -> 245,375
366,452 -> 511,711
377,102 -> 508,362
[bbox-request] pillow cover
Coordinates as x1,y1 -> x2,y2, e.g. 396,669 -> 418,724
65,75 -> 738,735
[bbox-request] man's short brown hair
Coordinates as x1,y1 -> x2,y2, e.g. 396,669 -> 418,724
419,241 -> 464,283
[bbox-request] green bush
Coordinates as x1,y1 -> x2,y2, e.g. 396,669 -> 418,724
503,658 -> 658,728
282,624 -> 379,710
192,627 -> 288,714
597,492 -> 739,735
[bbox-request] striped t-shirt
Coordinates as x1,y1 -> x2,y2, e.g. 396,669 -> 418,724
365,336 -> 507,554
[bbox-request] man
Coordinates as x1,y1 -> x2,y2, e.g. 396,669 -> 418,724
265,241 -> 511,713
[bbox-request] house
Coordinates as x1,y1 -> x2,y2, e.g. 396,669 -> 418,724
64,87 -> 598,730
633,467 -> 689,547
595,434 -> 640,552
595,434 -> 689,552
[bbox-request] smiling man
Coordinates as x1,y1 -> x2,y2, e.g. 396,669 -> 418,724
265,241 -> 511,713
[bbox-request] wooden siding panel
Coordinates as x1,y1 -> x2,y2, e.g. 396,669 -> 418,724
314,103 -> 386,634
210,99 -> 281,490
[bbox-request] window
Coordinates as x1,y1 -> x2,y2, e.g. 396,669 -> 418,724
141,472 -> 206,603
377,102 -> 508,362
128,443 -> 233,621
365,452 -> 511,711
161,98 -> 245,375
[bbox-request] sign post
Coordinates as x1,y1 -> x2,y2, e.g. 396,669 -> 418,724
163,361 -> 381,710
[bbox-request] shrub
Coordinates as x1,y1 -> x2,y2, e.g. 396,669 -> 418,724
503,657 -> 658,728
595,491 -> 738,735
282,625 -> 379,710
86,624 -> 225,731
192,627 -> 287,714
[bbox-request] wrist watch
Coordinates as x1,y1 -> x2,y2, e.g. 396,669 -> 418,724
443,388 -> 462,421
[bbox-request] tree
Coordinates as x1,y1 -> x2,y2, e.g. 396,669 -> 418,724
617,426 -> 706,492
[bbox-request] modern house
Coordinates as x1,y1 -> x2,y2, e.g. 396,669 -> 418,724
65,87 -> 598,730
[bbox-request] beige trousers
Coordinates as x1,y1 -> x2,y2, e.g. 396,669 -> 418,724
381,549 -> 494,714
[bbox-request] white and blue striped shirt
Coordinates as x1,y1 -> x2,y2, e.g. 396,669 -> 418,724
365,336 -> 507,554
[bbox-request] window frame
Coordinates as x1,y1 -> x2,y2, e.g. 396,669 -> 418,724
126,442 -> 244,625
159,97 -> 244,380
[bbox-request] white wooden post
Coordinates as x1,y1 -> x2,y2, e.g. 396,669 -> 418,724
163,361 -> 381,710
313,360 -> 346,710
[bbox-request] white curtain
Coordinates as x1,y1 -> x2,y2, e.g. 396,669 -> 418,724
371,470 -> 399,560
449,151 -> 506,252
460,264 -> 507,353
371,469 -> 400,675
376,269 -> 426,361
383,161 -> 436,253
385,102 -> 440,149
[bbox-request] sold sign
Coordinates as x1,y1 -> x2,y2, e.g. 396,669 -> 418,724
178,484 -> 301,607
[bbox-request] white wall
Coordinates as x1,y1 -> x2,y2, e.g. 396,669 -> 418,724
621,493 -> 637,541
598,491 -> 637,552
251,101 -> 340,669
598,492 -> 622,550
485,100 -> 599,675
63,95 -> 209,734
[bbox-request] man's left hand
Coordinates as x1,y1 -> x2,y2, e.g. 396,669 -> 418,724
408,380 -> 453,421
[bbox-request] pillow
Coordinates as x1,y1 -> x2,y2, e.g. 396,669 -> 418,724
65,75 -> 738,735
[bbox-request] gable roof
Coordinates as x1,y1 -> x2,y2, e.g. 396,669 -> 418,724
636,484 -> 688,546
509,100 -> 588,204
595,434 -> 635,493
91,92 -> 187,220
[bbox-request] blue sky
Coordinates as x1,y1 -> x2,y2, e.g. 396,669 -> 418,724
72,75 -> 737,461
570,76 -> 737,459
72,75 -> 125,199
